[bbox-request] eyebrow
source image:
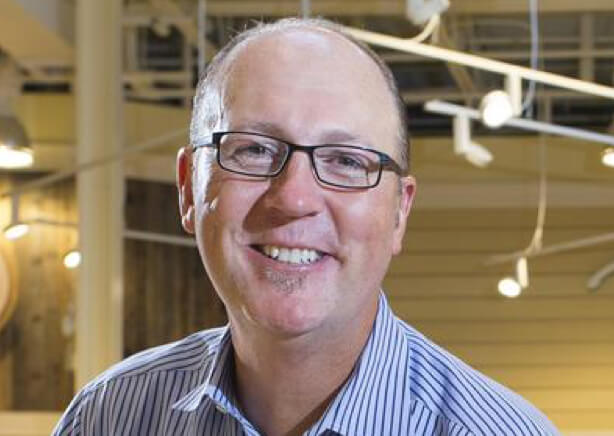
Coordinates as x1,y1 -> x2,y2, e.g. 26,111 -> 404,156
231,121 -> 373,147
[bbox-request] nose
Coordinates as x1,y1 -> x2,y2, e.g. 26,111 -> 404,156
261,150 -> 325,220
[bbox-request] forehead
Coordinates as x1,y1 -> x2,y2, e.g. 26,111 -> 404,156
221,28 -> 398,150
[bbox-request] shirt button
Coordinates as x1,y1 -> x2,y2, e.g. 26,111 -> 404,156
216,404 -> 228,414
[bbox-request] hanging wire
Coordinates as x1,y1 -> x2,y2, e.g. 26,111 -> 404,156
408,14 -> 441,43
524,132 -> 547,257
522,0 -> 539,115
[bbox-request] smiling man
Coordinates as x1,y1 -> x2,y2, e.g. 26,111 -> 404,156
54,18 -> 559,436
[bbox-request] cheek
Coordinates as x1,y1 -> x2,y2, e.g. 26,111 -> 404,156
330,191 -> 398,257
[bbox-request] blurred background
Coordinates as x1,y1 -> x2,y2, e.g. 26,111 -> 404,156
0,0 -> 613,434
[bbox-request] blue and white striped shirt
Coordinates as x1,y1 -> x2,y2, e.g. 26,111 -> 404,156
53,293 -> 560,435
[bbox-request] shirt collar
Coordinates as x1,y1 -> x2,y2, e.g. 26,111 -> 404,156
311,292 -> 412,436
172,292 -> 412,436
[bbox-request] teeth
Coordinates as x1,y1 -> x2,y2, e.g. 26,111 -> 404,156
259,245 -> 323,265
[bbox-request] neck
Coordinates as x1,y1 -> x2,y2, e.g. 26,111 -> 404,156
230,300 -> 378,436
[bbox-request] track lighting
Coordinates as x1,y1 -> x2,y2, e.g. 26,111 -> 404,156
0,115 -> 33,169
498,277 -> 522,298
3,195 -> 29,240
3,222 -> 29,240
453,115 -> 493,167
63,250 -> 82,269
516,256 -> 529,289
602,147 -> 614,168
480,90 -> 514,128
463,142 -> 493,168
497,257 -> 529,298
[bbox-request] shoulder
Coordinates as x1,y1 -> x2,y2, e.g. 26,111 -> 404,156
52,327 -> 227,436
92,327 -> 226,385
395,318 -> 560,436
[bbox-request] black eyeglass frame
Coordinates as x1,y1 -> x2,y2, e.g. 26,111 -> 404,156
192,131 -> 405,189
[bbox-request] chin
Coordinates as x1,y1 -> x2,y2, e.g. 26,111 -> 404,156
241,285 -> 331,337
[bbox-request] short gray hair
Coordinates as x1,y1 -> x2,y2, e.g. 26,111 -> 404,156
189,17 -> 410,173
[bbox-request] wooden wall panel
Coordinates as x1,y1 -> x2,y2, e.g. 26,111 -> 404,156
387,207 -> 614,431
0,175 -> 76,411
123,180 -> 226,356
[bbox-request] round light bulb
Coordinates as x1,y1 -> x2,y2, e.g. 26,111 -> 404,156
0,145 -> 33,169
3,222 -> 29,240
63,250 -> 82,269
498,277 -> 522,298
480,90 -> 514,128
602,147 -> 614,168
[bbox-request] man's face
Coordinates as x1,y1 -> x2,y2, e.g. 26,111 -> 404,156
181,29 -> 415,338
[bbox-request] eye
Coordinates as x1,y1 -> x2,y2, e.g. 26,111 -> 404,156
229,140 -> 278,161
335,154 -> 367,169
238,143 -> 274,157
319,150 -> 371,171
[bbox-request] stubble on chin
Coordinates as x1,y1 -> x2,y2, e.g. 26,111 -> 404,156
263,267 -> 307,294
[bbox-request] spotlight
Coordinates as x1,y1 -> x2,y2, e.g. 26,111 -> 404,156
453,115 -> 493,167
498,277 -> 522,298
602,147 -> 614,168
464,142 -> 493,168
3,222 -> 29,240
480,90 -> 514,128
0,115 -> 33,169
516,256 -> 529,288
151,18 -> 171,38
63,250 -> 81,269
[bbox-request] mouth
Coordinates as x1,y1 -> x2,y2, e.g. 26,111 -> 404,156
250,244 -> 327,265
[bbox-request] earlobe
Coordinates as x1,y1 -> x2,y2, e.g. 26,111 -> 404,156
177,147 -> 195,234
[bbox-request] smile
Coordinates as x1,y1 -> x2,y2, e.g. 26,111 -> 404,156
254,244 -> 325,265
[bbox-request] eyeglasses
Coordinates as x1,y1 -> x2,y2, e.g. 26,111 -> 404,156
192,131 -> 404,189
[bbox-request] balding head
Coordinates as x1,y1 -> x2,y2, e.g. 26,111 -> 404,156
189,18 -> 410,173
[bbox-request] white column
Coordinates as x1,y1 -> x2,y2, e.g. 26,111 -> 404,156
74,0 -> 124,389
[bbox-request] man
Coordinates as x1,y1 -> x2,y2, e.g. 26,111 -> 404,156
54,18 -> 559,435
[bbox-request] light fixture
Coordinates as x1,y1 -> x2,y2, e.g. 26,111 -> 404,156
463,142 -> 493,168
0,115 -> 33,169
516,256 -> 529,288
406,0 -> 449,25
3,222 -> 29,240
602,147 -> 614,168
151,18 -> 171,38
3,195 -> 29,240
453,115 -> 493,167
63,250 -> 81,269
480,90 -> 514,128
498,277 -> 522,298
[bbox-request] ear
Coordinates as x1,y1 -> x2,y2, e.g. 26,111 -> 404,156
176,147 -> 195,234
391,176 -> 416,255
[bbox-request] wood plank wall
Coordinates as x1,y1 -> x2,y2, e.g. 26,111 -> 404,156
0,175 -> 76,411
123,180 -> 226,356
385,208 -> 614,431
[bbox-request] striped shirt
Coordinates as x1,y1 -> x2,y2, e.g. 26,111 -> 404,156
53,292 -> 560,435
